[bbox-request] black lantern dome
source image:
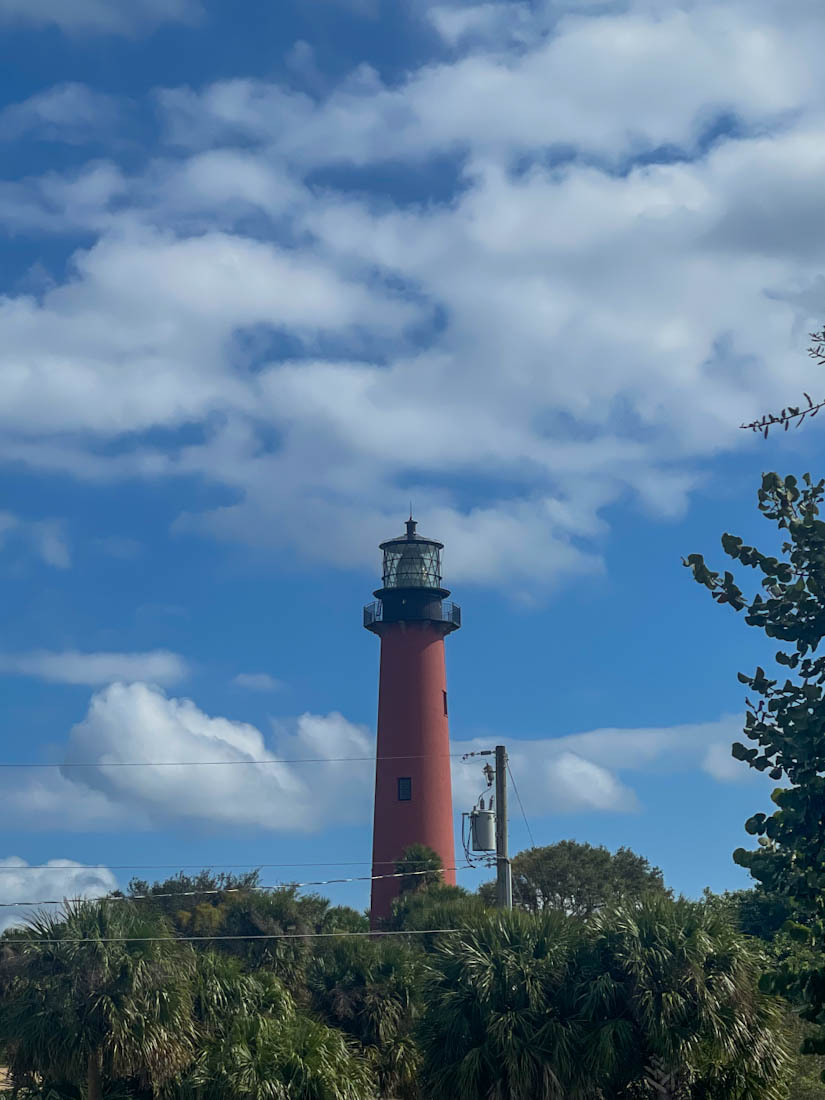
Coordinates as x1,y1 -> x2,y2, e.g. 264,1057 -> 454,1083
363,517 -> 461,634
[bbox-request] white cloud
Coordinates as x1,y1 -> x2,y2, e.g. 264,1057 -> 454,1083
232,672 -> 283,692
427,3 -> 536,48
0,0 -> 201,34
0,858 -> 118,932
0,0 -> 824,591
0,650 -> 190,686
0,226 -> 417,437
56,683 -> 373,831
0,678 -> 758,833
157,6 -> 816,165
0,84 -> 120,143
702,741 -> 753,783
452,715 -> 756,818
0,512 -> 70,568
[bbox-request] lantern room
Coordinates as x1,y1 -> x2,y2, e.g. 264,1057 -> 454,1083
381,518 -> 443,589
363,517 -> 461,634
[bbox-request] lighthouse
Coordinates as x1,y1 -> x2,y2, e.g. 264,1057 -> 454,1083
363,517 -> 461,926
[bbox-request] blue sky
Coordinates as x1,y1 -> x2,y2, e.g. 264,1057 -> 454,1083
0,0 -> 824,921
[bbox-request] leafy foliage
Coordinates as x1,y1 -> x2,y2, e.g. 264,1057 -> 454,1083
0,901 -> 195,1100
417,908 -> 581,1100
701,887 -> 796,942
418,898 -> 788,1100
0,862 -> 806,1100
741,328 -> 825,435
479,839 -> 669,917
307,937 -> 421,1097
179,952 -> 373,1100
127,872 -> 363,990
686,471 -> 825,1067
581,895 -> 789,1100
394,844 -> 444,895
387,882 -> 490,935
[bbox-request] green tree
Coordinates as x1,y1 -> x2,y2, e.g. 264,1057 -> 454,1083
307,937 -> 422,1097
387,883 -> 490,936
480,840 -> 668,918
416,900 -> 789,1100
581,895 -> 789,1100
0,900 -> 195,1100
417,909 -> 582,1100
780,1009 -> 825,1100
701,887 -> 795,941
685,472 -> 825,1057
181,951 -> 375,1100
394,844 -> 444,895
127,871 -> 353,990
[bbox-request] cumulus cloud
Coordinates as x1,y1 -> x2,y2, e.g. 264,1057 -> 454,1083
54,683 -> 373,831
0,858 -> 118,933
0,680 -> 757,834
0,0 -> 201,34
452,715 -> 756,817
157,4 -> 817,165
0,650 -> 190,686
0,0 -> 823,590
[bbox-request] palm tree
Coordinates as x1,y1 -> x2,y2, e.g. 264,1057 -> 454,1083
394,845 -> 444,895
307,936 -> 422,1097
0,899 -> 195,1100
387,882 -> 490,936
182,952 -> 375,1100
578,895 -> 790,1100
417,909 -> 582,1100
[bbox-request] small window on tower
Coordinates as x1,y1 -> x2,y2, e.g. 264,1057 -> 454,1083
397,777 -> 412,801
443,690 -> 448,716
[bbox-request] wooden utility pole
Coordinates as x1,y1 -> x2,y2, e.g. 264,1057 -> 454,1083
495,744 -> 512,909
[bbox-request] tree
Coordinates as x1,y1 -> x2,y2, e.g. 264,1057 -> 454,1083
685,472 -> 825,1058
307,937 -> 422,1097
127,871 -> 352,991
480,840 -> 668,918
580,895 -> 789,1100
701,886 -> 795,941
181,951 -> 375,1100
394,844 -> 444,895
416,900 -> 790,1100
387,883 -> 490,936
417,909 -> 582,1100
0,900 -> 195,1100
741,328 -> 825,436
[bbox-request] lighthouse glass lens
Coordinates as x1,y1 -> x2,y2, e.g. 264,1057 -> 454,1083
383,542 -> 441,588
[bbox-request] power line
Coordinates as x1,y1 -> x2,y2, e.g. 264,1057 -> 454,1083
0,752 -> 471,769
0,865 -> 478,908
507,760 -> 535,849
1,928 -> 461,946
0,859 -> 450,873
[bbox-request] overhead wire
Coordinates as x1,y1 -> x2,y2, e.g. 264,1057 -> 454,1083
0,859 -> 454,872
0,864 -> 482,908
507,760 -> 536,848
1,928 -> 461,945
0,752 -> 473,769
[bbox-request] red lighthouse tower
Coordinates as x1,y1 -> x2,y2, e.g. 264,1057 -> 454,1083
364,518 -> 461,926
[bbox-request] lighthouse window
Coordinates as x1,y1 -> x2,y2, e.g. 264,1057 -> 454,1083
397,777 -> 412,801
443,690 -> 448,715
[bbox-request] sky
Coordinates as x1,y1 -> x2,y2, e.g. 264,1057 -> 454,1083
0,0 -> 824,925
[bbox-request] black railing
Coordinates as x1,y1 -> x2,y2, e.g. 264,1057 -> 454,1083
363,601 -> 461,628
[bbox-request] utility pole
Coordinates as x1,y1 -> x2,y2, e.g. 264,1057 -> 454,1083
495,744 -> 512,910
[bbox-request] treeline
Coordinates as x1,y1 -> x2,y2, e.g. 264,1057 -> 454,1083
0,841 -> 822,1100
